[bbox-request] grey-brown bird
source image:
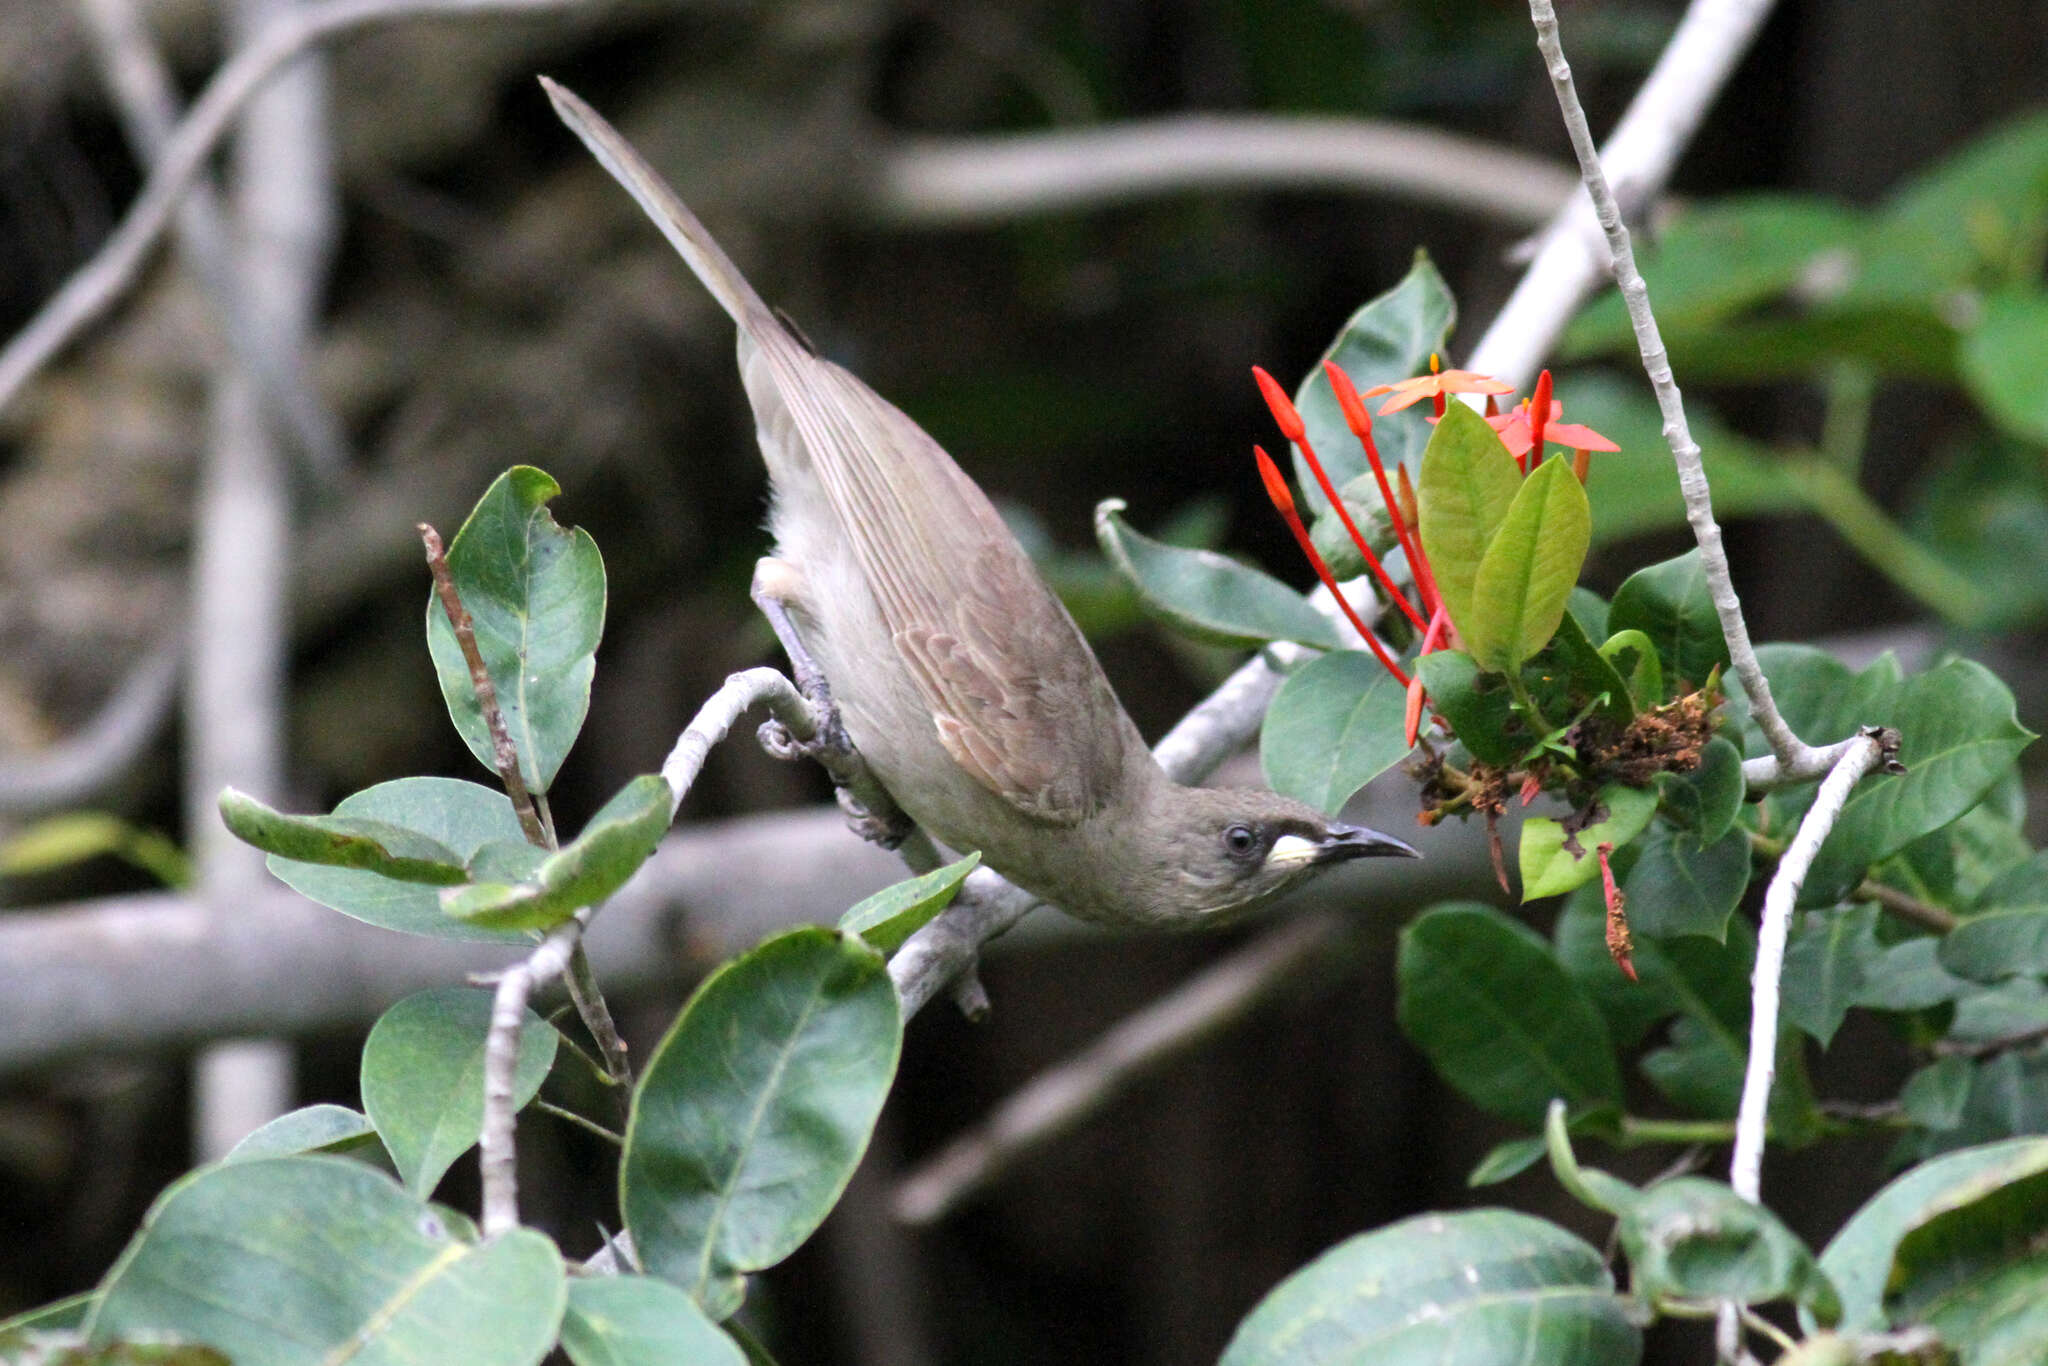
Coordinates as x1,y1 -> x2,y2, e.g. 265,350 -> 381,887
544,79 -> 1417,927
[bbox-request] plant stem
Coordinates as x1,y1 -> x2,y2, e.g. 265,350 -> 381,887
1782,458 -> 1988,627
1619,1115 -> 1736,1146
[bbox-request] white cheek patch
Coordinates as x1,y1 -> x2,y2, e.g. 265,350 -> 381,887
1266,834 -> 1320,866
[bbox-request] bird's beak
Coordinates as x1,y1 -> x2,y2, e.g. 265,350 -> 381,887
1268,824 -> 1421,867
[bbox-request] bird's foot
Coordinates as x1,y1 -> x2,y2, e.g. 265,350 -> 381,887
756,699 -> 915,852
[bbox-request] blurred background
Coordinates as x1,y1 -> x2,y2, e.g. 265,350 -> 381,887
0,0 -> 2044,1361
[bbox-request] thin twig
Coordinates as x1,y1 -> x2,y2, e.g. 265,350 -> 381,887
1934,1022 -> 2048,1060
417,523 -> 546,847
1527,0 -> 1818,786
479,912 -> 585,1236
875,116 -> 1575,227
893,911 -> 1354,1224
563,940 -> 632,1096
75,0 -> 348,473
1851,877 -> 1957,934
533,1097 -> 622,1146
0,0 -> 587,419
1722,731 -> 1886,1357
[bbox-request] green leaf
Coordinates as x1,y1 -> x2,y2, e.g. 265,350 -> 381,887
1396,903 -> 1622,1125
1619,1177 -> 1839,1322
838,852 -> 980,953
0,1291 -> 95,1338
1219,1208 -> 1639,1366
1519,783 -> 1658,901
1567,587 -> 1609,641
1464,456 -> 1592,673
1803,659 -> 2035,906
1940,906 -> 2048,982
1780,906 -> 1883,1046
1961,291 -> 2048,445
440,775 -> 674,931
1290,252 -> 1457,515
561,1276 -> 745,1366
1415,649 -> 1523,766
624,928 -> 900,1310
1417,402 -> 1522,642
1656,736 -> 1744,843
1621,822 -> 1751,940
1607,550 -> 1729,687
1466,1136 -> 1549,1187
1537,608 -> 1635,722
360,987 -> 558,1197
1094,500 -> 1339,649
1885,1149 -> 2048,1354
0,811 -> 190,888
86,1157 -> 565,1365
1851,937 -> 1972,1012
1902,1058 -> 1975,1133
1260,652 -> 1414,813
219,789 -> 468,885
267,777 -> 531,942
223,1104 -> 380,1164
1819,1137 -> 2048,1332
1598,628 -> 1661,713
427,466 -> 606,793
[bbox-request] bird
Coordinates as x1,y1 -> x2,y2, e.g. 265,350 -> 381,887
543,78 -> 1418,928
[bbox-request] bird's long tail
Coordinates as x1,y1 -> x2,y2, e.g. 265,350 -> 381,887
541,76 -> 781,339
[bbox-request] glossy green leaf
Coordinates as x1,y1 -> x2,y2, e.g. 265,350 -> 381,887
561,1276 -> 745,1366
1094,500 -> 1338,649
1803,660 -> 2035,905
1656,736 -> 1744,843
1851,937 -> 1972,1012
1466,1136 -> 1549,1187
1597,628 -> 1661,712
360,987 -> 558,1196
1537,608 -> 1635,721
1260,651 -> 1414,813
1780,906 -> 1883,1046
427,466 -> 605,793
1220,1208 -> 1639,1366
219,789 -> 468,885
1415,649 -> 1523,766
223,1104 -> 380,1164
1939,906 -> 2048,982
0,1291 -> 95,1338
1290,253 -> 1457,514
624,928 -> 900,1310
1822,1138 -> 2048,1332
1417,402 -> 1521,642
0,811 -> 190,888
441,775 -> 673,931
1607,550 -> 1729,688
1886,1150 -> 2048,1354
1396,903 -> 1621,1125
838,852 -> 980,953
1621,822 -> 1751,940
1951,978 -> 2048,1045
1912,1051 -> 2048,1164
1519,783 -> 1658,901
87,1157 -> 565,1365
1556,891 -> 1749,1046
1902,1058 -> 1974,1133
267,777 -> 530,942
1464,456 -> 1592,673
1961,291 -> 2048,445
1619,1176 -> 1839,1322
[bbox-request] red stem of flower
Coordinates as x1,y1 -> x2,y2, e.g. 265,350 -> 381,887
1321,361 -> 1440,620
1253,446 -> 1411,687
1573,447 -> 1592,484
1528,369 -> 1553,468
1252,368 -> 1428,634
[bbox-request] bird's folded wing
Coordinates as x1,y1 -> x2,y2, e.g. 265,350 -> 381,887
759,340 -> 1129,826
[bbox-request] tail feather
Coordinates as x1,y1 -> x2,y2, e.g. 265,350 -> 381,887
540,76 -> 779,338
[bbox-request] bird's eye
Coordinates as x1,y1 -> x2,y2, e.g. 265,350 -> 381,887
1222,823 -> 1261,860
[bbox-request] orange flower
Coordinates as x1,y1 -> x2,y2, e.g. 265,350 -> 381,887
1366,365 -> 1513,415
1485,401 -> 1619,460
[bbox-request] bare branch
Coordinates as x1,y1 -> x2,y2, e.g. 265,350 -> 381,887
0,638 -> 178,815
0,0 -> 588,419
1470,0 -> 1780,392
875,116 -> 1575,228
894,911 -> 1354,1225
479,911 -> 585,1236
1525,0 -> 1836,788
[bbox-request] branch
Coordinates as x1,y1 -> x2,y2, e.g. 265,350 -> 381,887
874,116 -> 1575,228
0,0 -> 588,420
1723,730 -> 1887,1352
1525,0 -> 1838,793
0,638 -> 178,815
1470,0 -> 1780,391
478,910 -> 585,1236
893,910 -> 1354,1225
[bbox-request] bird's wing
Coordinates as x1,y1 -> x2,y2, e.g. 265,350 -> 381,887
545,79 -> 1135,824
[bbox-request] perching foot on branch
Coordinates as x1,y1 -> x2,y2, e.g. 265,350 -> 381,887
750,558 -> 919,851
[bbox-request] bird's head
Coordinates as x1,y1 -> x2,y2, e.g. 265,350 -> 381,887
1097,783 -> 1419,927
